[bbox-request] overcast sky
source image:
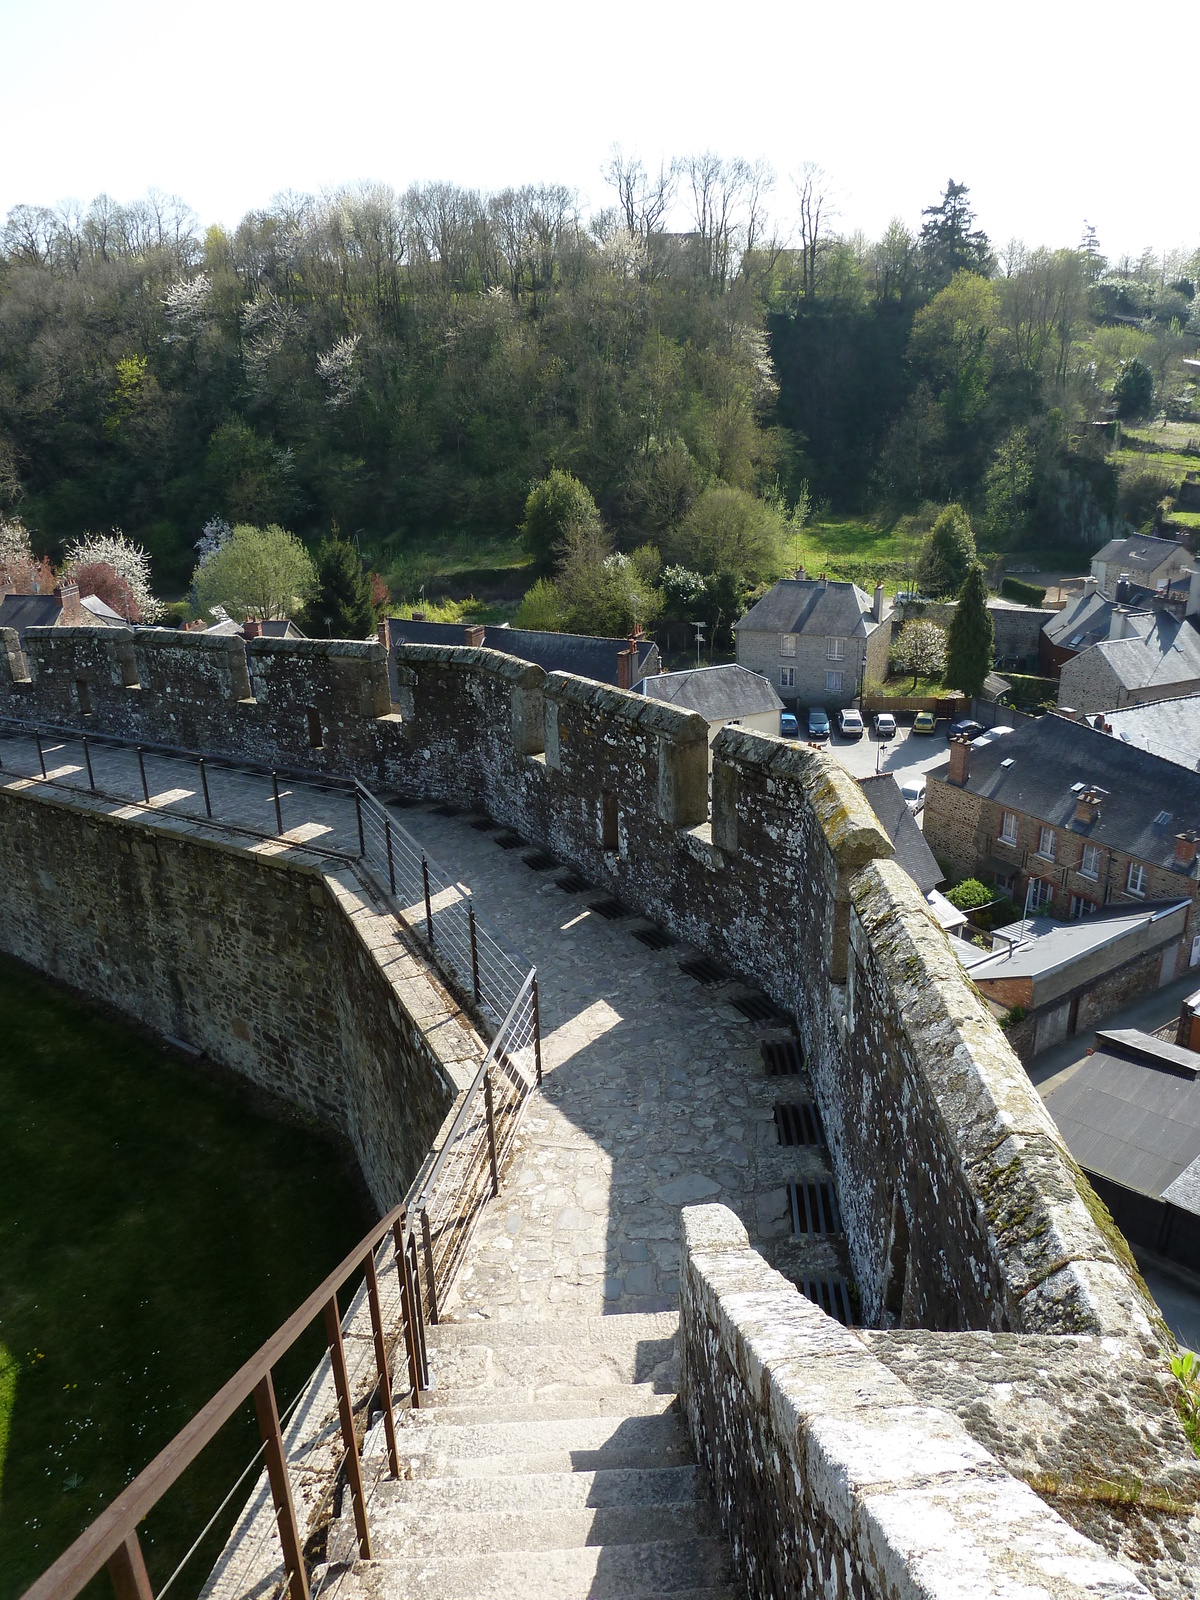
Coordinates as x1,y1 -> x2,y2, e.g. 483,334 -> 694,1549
2,0 -> 1193,263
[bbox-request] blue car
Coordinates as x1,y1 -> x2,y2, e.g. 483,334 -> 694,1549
807,707 -> 830,741
780,711 -> 800,738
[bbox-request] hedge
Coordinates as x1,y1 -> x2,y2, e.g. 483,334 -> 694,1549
1000,576 -> 1047,607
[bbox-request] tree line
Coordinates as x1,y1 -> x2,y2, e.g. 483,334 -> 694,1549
1,163 -> 1197,600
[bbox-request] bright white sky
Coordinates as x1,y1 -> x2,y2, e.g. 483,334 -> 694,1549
2,0 -> 1193,263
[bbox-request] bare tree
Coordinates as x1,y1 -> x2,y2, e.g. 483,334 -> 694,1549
793,162 -> 835,300
603,148 -> 676,248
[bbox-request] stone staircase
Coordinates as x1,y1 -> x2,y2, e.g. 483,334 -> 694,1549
321,1312 -> 737,1600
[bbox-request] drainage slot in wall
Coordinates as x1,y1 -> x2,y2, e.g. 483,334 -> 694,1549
471,816 -> 500,832
802,1277 -> 854,1326
522,850 -> 557,872
730,991 -> 786,1024
679,954 -> 726,985
431,802 -> 461,817
588,897 -> 625,920
632,926 -> 676,951
494,830 -> 523,849
556,871 -> 589,894
788,1179 -> 842,1237
774,1102 -> 825,1148
761,1038 -> 803,1076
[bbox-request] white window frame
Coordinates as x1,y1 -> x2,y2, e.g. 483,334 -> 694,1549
1029,878 -> 1054,911
826,636 -> 846,661
1079,843 -> 1101,881
826,670 -> 843,695
1000,811 -> 1018,844
780,665 -> 796,689
1069,894 -> 1096,920
1126,861 -> 1147,898
780,633 -> 797,658
1037,826 -> 1056,861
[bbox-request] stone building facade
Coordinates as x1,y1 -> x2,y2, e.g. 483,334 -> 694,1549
734,577 -> 892,709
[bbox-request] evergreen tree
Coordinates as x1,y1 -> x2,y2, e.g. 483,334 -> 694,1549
945,564 -> 994,698
917,504 -> 977,597
918,180 -> 994,291
306,536 -> 376,638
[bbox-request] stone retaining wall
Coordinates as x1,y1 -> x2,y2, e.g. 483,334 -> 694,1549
0,781 -> 478,1211
678,1204 -> 1156,1600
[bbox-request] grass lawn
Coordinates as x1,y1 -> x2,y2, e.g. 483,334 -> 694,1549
377,530 -> 535,605
1115,445 -> 1200,480
784,517 -> 925,591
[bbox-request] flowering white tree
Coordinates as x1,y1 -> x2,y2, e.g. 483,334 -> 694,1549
194,517 -> 232,567
163,273 -> 213,339
316,334 -> 361,408
63,530 -> 164,622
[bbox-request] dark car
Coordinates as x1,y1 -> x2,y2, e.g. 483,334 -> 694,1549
948,718 -> 986,741
807,707 -> 830,741
780,711 -> 800,738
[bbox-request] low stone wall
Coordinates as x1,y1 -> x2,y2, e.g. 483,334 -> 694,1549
0,781 -> 479,1211
896,598 -> 1054,664
678,1204 -> 1156,1600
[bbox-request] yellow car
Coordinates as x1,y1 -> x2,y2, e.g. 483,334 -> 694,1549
912,710 -> 937,735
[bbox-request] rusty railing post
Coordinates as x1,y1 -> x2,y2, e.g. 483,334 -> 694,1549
272,770 -> 284,835
468,903 -> 480,1002
484,1070 -> 500,1196
532,973 -> 543,1087
422,855 -> 434,943
420,1209 -> 438,1324
106,1531 -> 154,1600
199,756 -> 212,818
253,1372 -> 310,1600
354,787 -> 365,857
82,734 -> 95,792
408,1232 -> 430,1387
385,816 -> 396,895
363,1246 -> 400,1476
136,746 -> 149,803
35,728 -> 46,779
323,1294 -> 372,1560
393,1217 -> 422,1404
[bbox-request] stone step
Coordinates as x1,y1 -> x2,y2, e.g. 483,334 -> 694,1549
332,1501 -> 710,1562
353,1464 -> 705,1514
428,1311 -> 679,1348
425,1318 -> 679,1392
337,1539 -> 735,1599
406,1382 -> 678,1426
396,1409 -> 686,1460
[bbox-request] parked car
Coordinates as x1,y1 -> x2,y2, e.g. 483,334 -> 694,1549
948,718 -> 986,741
873,712 -> 897,739
901,776 -> 927,813
912,710 -> 937,736
837,708 -> 864,739
972,725 -> 1015,747
807,706 -> 830,741
779,710 -> 799,738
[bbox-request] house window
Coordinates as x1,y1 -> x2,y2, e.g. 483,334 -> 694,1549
999,811 -> 1018,844
1079,843 -> 1101,880
1069,894 -> 1096,920
780,666 -> 796,689
995,870 -> 1016,897
1029,878 -> 1054,911
780,634 -> 797,657
1127,861 -> 1147,898
826,671 -> 843,695
826,637 -> 845,661
1037,827 -> 1056,861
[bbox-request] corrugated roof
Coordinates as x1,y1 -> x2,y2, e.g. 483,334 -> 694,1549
1043,1029 -> 1200,1199
858,773 -> 942,896
934,713 -> 1200,874
734,578 -> 880,640
641,664 -> 782,722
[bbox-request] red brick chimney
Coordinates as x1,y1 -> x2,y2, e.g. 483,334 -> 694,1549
377,616 -> 392,651
947,735 -> 972,787
242,618 -> 263,639
463,623 -> 486,648
617,643 -> 638,690
1074,788 -> 1102,825
54,583 -> 83,624
1174,831 -> 1198,868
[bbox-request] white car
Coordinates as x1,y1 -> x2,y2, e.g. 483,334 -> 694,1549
900,776 -> 927,813
972,725 -> 1015,748
837,708 -> 864,739
873,712 -> 897,739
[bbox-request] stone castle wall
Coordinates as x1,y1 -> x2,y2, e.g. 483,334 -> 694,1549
0,623 -> 1161,1344
0,780 -> 475,1211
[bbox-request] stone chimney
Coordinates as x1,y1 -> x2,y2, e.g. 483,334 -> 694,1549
242,618 -> 263,639
1187,569 -> 1200,622
617,642 -> 638,691
1074,787 -> 1102,825
795,565 -> 807,582
377,616 -> 392,652
947,735 -> 972,787
1108,608 -> 1128,641
463,623 -> 486,648
873,581 -> 885,623
1174,831 -> 1198,868
412,610 -> 427,622
54,582 -> 82,625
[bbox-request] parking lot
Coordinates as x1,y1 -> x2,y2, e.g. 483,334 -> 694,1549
799,710 -> 957,787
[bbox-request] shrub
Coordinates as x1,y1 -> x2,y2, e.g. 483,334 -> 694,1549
521,471 -> 601,568
666,485 -> 788,583
946,878 -> 992,911
1000,576 -> 1046,607
1113,357 -> 1155,419
514,578 -> 564,631
1118,466 -> 1176,530
918,504 -> 977,598
999,1006 -> 1027,1030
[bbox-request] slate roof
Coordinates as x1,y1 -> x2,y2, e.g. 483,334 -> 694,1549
1092,534 -> 1187,575
641,664 -> 782,723
1043,588 -> 1128,651
205,617 -> 307,639
386,619 -> 658,685
1103,697 -> 1200,772
930,713 -> 1200,874
1043,1028 -> 1200,1200
80,593 -> 126,623
857,773 -> 942,896
1068,611 -> 1200,694
734,579 -> 881,640
0,594 -> 62,638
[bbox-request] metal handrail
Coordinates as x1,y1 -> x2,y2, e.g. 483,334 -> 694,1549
0,716 -> 527,1030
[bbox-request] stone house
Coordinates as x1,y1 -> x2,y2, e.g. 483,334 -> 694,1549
382,617 -> 660,689
0,582 -> 124,641
734,575 -> 891,709
1090,533 -> 1190,597
1057,606 -> 1200,713
640,663 -> 783,751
